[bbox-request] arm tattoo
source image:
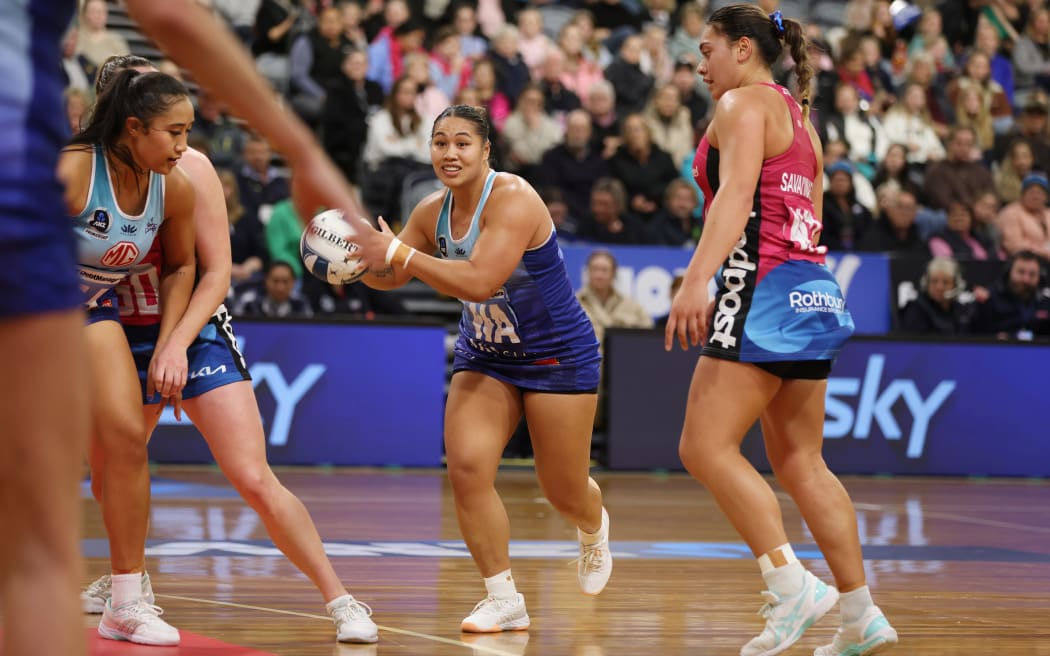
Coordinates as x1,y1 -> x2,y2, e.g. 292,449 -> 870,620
371,266 -> 394,278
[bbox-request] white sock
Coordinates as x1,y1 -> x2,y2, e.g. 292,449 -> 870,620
758,544 -> 805,598
326,593 -> 353,614
484,569 -> 517,600
110,573 -> 142,608
839,585 -> 874,624
579,507 -> 607,546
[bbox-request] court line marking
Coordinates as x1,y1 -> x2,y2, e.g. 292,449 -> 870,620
155,593 -> 518,656
851,501 -> 1050,535
769,491 -> 1050,536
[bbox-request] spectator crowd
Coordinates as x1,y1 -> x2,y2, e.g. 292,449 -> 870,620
61,0 -> 1050,338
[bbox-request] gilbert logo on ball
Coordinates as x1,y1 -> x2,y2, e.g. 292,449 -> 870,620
300,209 -> 369,284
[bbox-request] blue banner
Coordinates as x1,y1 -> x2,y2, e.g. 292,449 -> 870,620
560,245 -> 891,334
606,330 -> 1049,476
791,339 -> 1046,476
148,321 -> 447,467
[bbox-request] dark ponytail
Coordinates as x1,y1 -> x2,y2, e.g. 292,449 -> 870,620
707,3 -> 813,120
70,69 -> 189,176
781,17 -> 812,120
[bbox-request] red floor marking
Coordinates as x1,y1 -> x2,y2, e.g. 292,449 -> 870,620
0,628 -> 278,655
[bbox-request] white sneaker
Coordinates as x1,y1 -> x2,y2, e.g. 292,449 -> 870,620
460,594 -> 530,633
81,573 -> 156,614
740,570 -> 839,656
330,597 -> 379,644
98,598 -> 180,646
577,507 -> 612,595
814,605 -> 898,656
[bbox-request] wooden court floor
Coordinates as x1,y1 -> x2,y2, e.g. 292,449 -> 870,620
42,467 -> 1050,654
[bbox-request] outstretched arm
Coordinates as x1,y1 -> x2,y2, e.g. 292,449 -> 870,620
355,177 -> 540,302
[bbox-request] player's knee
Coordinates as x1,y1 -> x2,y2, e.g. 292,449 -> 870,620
679,435 -> 713,481
446,459 -> 493,497
545,487 -> 588,518
230,469 -> 276,511
770,450 -> 825,492
99,422 -> 149,461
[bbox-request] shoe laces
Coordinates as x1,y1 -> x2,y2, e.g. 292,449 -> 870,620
86,575 -> 112,596
333,599 -> 373,623
756,590 -> 782,619
115,599 -> 167,622
573,541 -> 607,573
470,596 -> 516,616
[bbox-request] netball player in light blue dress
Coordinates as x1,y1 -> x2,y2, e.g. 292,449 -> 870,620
60,69 -> 197,646
79,55 -> 378,645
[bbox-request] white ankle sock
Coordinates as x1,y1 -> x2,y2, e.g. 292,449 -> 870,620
839,585 -> 874,624
110,573 -> 142,608
579,508 -> 607,546
484,569 -> 517,600
758,544 -> 805,597
326,593 -> 353,614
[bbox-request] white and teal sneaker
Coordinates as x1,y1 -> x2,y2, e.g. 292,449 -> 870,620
740,570 -> 839,656
814,605 -> 898,656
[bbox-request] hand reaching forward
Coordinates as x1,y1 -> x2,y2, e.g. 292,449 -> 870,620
350,216 -> 399,272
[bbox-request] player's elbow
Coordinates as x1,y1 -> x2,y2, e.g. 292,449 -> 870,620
163,258 -> 196,278
458,276 -> 501,303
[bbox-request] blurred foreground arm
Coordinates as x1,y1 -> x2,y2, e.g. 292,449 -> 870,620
125,0 -> 365,221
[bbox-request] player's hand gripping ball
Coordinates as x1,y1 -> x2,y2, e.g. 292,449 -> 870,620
300,209 -> 369,284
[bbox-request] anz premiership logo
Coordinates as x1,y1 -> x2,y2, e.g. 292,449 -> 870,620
87,208 -> 111,239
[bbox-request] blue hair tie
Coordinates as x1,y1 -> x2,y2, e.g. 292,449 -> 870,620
770,10 -> 785,36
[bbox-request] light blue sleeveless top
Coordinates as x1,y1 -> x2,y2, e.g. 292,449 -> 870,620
435,170 -> 599,366
73,145 -> 165,307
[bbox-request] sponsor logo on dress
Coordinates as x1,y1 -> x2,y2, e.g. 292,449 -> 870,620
709,230 -> 755,350
90,209 -> 110,232
87,209 -> 111,239
121,223 -> 138,235
100,241 -> 141,267
190,364 -> 228,379
788,289 -> 845,314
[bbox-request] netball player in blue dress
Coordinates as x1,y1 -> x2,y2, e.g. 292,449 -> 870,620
4,1 -> 370,652
666,5 -> 897,655
0,2 -> 88,654
79,55 -> 378,645
352,105 -> 612,633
